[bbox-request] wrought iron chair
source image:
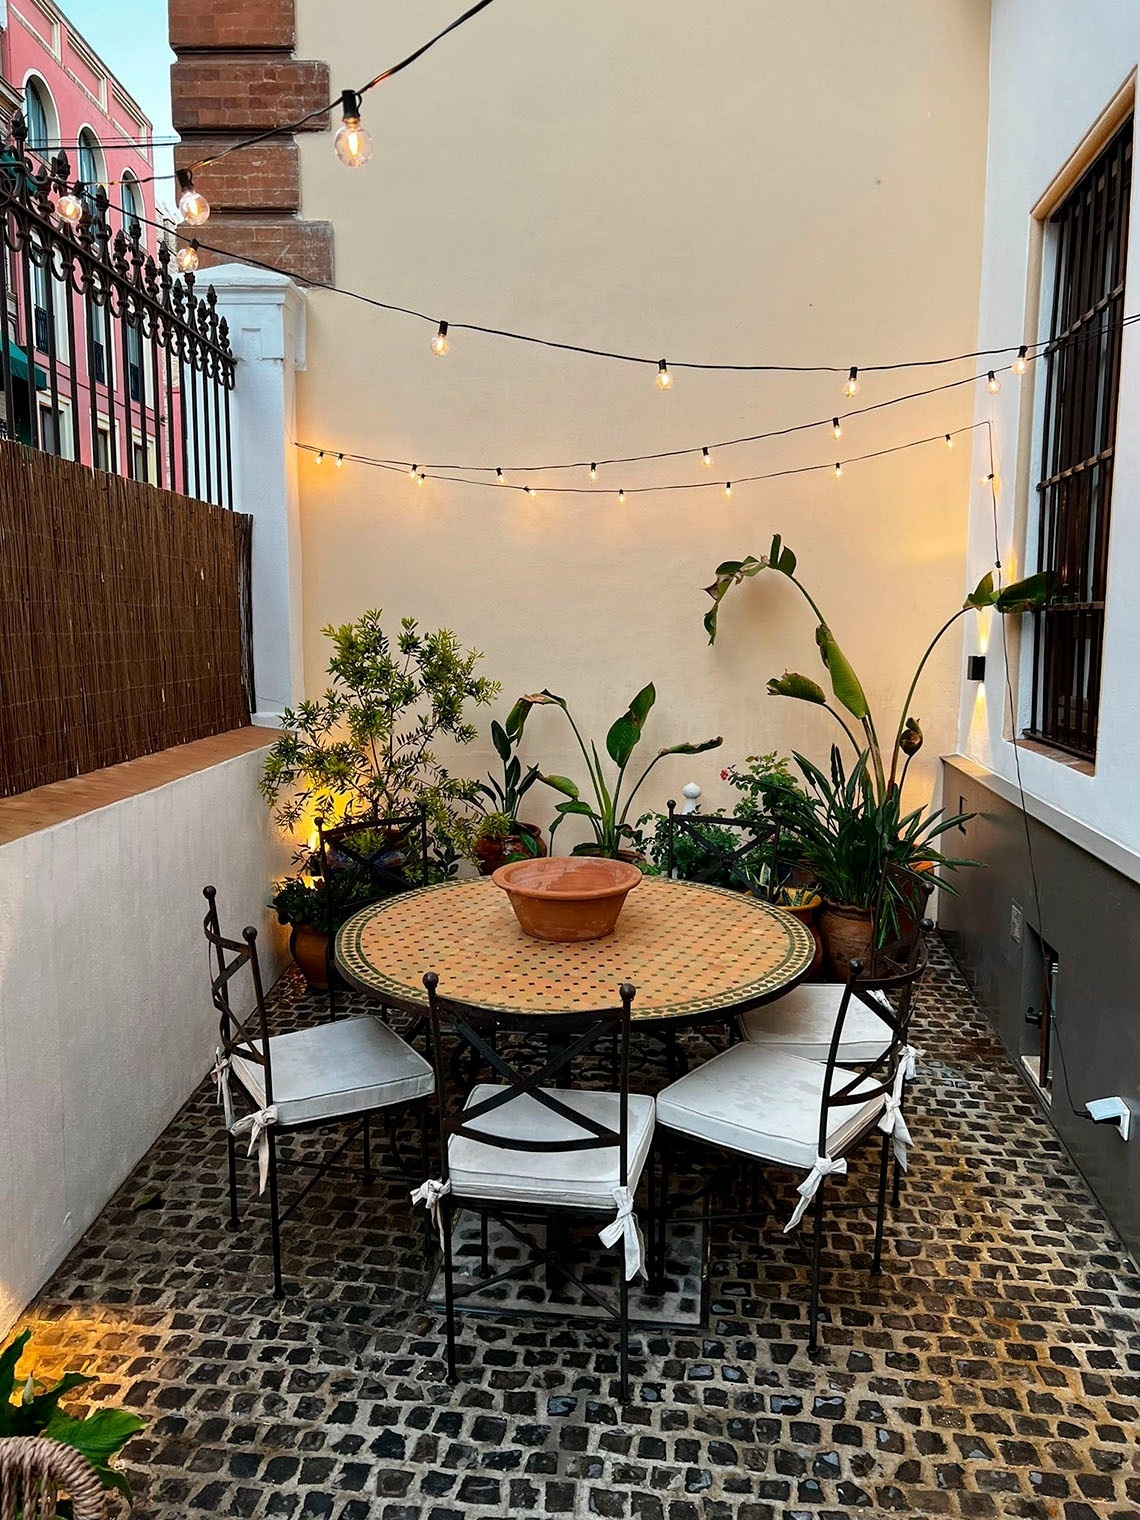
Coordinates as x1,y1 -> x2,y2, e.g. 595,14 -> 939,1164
318,806 -> 431,1021
413,974 -> 653,1401
202,885 -> 435,1298
0,1435 -> 107,1520
654,935 -> 928,1354
664,797 -> 783,899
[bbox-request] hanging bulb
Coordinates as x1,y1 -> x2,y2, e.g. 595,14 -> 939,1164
175,243 -> 199,274
335,454 -> 344,468
589,462 -> 597,480
416,471 -> 427,487
1012,344 -> 1028,376
945,433 -> 954,448
176,169 -> 209,226
986,370 -> 1001,394
834,462 -> 843,478
723,482 -> 732,498
408,463 -> 418,478
843,365 -> 859,398
618,488 -> 626,504
832,417 -> 842,440
430,320 -> 449,357
524,485 -> 536,497
333,90 -> 373,168
656,359 -> 672,391
701,446 -> 712,467
496,467 -> 506,485
315,451 -> 325,464
56,191 -> 83,226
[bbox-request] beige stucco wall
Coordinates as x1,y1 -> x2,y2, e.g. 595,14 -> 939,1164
292,1 -> 990,833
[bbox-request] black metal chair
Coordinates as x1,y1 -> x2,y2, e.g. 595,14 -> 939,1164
664,798 -> 784,899
318,806 -> 430,1021
413,974 -> 653,1400
202,885 -> 435,1298
654,930 -> 929,1354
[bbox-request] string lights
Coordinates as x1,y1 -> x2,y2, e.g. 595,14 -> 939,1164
176,169 -> 210,226
831,417 -> 842,439
55,191 -> 83,226
701,447 -> 712,466
724,481 -> 732,497
496,467 -> 506,484
986,370 -> 1001,394
1012,344 -> 1029,376
843,366 -> 859,398
656,359 -> 672,391
945,433 -> 953,447
589,463 -> 598,479
431,321 -> 450,357
834,462 -> 842,478
175,242 -> 199,274
333,91 -> 373,168
618,488 -> 626,503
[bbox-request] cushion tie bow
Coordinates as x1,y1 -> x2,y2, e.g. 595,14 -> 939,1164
785,1154 -> 847,1232
212,1048 -> 235,1130
598,1185 -> 645,1281
231,1105 -> 279,1194
410,1178 -> 452,1248
900,1043 -> 922,1082
878,1058 -> 914,1168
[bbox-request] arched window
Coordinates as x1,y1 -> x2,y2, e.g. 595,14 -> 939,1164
121,174 -> 144,244
23,79 -> 56,155
77,129 -> 105,223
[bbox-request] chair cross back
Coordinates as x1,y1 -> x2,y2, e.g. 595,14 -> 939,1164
423,974 -> 636,1178
203,885 -> 271,1084
665,799 -> 782,898
317,806 -> 430,916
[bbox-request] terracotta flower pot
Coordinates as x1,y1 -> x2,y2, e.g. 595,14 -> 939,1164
474,821 -> 548,877
818,900 -> 875,982
289,924 -> 329,991
781,891 -> 824,979
492,856 -> 642,942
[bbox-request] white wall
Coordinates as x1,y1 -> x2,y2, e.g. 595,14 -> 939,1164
958,0 -> 1140,861
0,744 -> 289,1334
293,0 -> 991,829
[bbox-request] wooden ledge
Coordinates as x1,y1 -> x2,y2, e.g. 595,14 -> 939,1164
0,726 -> 277,847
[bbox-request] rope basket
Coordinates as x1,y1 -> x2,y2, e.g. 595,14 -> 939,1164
0,1436 -> 107,1520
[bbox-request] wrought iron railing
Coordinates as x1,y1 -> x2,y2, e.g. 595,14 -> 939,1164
0,113 -> 236,507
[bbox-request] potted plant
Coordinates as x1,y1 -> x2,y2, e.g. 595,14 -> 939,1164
1,1329 -> 144,1507
260,611 -> 500,903
471,703 -> 547,874
513,684 -> 722,859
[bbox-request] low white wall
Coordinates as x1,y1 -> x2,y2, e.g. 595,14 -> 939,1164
0,742 -> 289,1334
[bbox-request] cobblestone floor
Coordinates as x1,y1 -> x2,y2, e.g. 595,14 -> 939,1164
15,941 -> 1140,1519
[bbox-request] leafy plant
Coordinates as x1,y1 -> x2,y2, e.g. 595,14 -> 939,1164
269,870 -> 380,935
703,535 -> 1052,800
0,1330 -> 144,1506
513,685 -> 722,857
778,746 -> 975,934
260,613 -> 500,880
476,703 -> 541,829
636,809 -> 765,890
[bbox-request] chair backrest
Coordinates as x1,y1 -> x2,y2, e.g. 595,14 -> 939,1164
664,799 -> 783,899
318,806 -> 431,931
0,1435 -> 107,1520
202,885 -> 273,1102
815,920 -> 932,1157
422,973 -> 637,1190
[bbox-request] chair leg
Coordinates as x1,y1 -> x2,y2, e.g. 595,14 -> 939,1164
418,1097 -> 431,1181
807,1174 -> 826,1356
267,1132 -> 284,1301
225,1129 -> 240,1230
361,1114 -> 374,1184
871,1130 -> 891,1275
441,1196 -> 458,1385
619,1260 -> 630,1403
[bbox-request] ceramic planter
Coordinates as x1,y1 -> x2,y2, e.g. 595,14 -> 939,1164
289,924 -> 329,992
492,856 -> 642,942
781,891 -> 824,979
473,822 -> 548,876
818,900 -> 874,981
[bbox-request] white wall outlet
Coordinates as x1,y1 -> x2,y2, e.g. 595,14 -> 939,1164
1010,901 -> 1024,944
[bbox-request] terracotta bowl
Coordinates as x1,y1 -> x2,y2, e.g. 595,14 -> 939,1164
492,857 -> 643,942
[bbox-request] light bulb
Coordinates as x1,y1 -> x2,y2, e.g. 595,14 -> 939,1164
701,446 -> 711,467
723,481 -> 732,498
986,370 -> 1001,394
656,359 -> 672,391
335,454 -> 344,468
843,365 -> 859,398
316,451 -> 325,464
175,245 -> 199,274
416,472 -> 427,487
589,462 -> 597,480
409,463 -> 418,478
834,462 -> 843,478
618,488 -> 626,504
430,321 -> 449,357
56,192 -> 83,226
832,417 -> 842,440
1012,344 -> 1028,376
945,434 -> 953,448
524,485 -> 536,497
334,92 -> 373,168
176,170 -> 209,226
496,467 -> 506,484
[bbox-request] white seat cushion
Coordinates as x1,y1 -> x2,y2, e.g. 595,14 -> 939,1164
447,1085 -> 655,1210
231,1015 -> 434,1127
656,1044 -> 884,1171
739,984 -> 893,1063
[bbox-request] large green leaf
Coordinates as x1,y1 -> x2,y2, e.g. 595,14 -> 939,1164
46,1408 -> 145,1498
994,571 -> 1052,613
538,773 -> 580,799
767,671 -> 827,704
0,1331 -> 29,1411
963,571 -> 996,610
814,624 -> 870,719
767,533 -> 797,577
655,738 -> 723,756
605,683 -> 656,767
702,554 -> 767,643
554,798 -> 597,818
490,721 -> 511,764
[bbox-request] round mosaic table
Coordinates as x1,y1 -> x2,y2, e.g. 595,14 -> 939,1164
335,876 -> 815,1025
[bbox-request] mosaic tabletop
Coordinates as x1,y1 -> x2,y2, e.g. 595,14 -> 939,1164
335,875 -> 814,1022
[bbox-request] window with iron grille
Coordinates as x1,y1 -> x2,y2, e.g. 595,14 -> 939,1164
1029,118 -> 1132,759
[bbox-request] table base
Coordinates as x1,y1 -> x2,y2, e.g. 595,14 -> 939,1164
426,1210 -> 707,1329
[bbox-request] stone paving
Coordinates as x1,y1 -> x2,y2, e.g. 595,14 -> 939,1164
14,941 -> 1140,1519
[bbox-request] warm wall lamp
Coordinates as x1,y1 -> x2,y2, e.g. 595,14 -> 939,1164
967,655 -> 987,681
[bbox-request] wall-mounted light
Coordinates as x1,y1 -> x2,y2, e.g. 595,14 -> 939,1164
967,654 -> 986,681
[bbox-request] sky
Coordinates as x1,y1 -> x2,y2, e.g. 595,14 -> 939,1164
59,0 -> 176,197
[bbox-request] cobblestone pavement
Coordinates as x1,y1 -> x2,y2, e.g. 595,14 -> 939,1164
15,942 -> 1140,1519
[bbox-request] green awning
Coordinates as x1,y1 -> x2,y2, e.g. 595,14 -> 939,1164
5,341 -> 47,390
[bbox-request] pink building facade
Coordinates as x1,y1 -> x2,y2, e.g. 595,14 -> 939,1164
0,0 -> 164,470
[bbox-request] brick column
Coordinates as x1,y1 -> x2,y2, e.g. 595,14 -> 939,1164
169,0 -> 333,284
